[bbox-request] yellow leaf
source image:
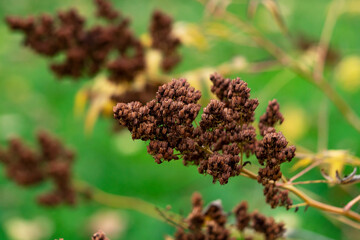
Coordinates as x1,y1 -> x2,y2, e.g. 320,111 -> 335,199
85,96 -> 109,135
291,150 -> 360,180
140,33 -> 152,48
74,89 -> 89,118
145,49 -> 162,78
81,75 -> 130,134
173,22 -> 209,50
205,22 -> 231,39
322,150 -> 347,179
102,100 -> 116,117
291,157 -> 313,172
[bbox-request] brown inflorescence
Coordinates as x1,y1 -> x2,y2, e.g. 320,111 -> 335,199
6,0 -> 181,83
94,0 -> 120,21
175,192 -> 231,240
114,73 -> 296,208
234,201 -> 286,240
92,230 -> 110,240
174,193 -> 286,240
150,10 -> 181,72
233,201 -> 250,231
256,100 -> 295,209
258,100 -> 284,136
0,131 -> 76,206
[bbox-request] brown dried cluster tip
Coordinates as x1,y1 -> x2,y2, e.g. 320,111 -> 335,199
150,10 -> 181,72
234,201 -> 286,240
0,131 -> 76,206
256,100 -> 295,209
175,192 -> 231,240
6,0 -> 181,83
92,230 -> 110,240
175,193 -> 286,240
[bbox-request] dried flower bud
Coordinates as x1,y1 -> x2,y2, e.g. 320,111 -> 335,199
234,201 -> 250,231
92,230 -> 110,240
175,193 -> 231,240
259,100 -> 284,136
94,0 -> 119,21
251,211 -> 286,240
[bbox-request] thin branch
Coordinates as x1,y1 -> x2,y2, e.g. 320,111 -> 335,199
262,0 -> 290,38
281,183 -> 360,222
344,195 -> 360,212
74,180 -> 182,223
317,98 -> 329,152
241,168 -> 258,180
313,0 -> 344,81
289,202 -> 308,209
155,207 -> 187,229
239,167 -> 360,223
288,161 -> 321,183
329,215 -> 360,230
289,179 -> 329,185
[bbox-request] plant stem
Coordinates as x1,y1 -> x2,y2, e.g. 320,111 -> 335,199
289,179 -> 329,185
313,0 -> 344,81
288,161 -> 321,183
211,8 -> 360,133
239,168 -> 360,223
74,180 -> 183,223
289,202 -> 308,209
344,195 -> 360,212
317,98 -> 329,152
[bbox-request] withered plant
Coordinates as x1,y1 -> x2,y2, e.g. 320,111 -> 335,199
2,0 -> 360,239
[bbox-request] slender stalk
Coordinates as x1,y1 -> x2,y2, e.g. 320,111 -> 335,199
313,0 -> 344,81
344,195 -> 360,212
75,170 -> 360,226
317,98 -> 329,152
241,168 -> 258,180
288,161 -> 321,183
281,184 -> 360,222
330,215 -> 360,230
289,179 -> 329,185
74,180 -> 182,223
289,202 -> 308,209
239,168 -> 360,223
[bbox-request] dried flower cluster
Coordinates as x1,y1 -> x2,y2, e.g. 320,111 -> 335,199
56,230 -> 110,240
0,131 -> 76,206
114,73 -> 295,209
6,0 -> 181,83
150,10 -> 181,72
175,192 -> 231,240
175,193 -> 285,240
256,100 -> 295,209
92,230 -> 110,240
234,201 -> 286,240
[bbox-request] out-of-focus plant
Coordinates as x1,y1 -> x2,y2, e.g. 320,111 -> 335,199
3,0 -> 360,239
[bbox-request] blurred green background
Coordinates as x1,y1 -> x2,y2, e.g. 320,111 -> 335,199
1,0 -> 360,239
